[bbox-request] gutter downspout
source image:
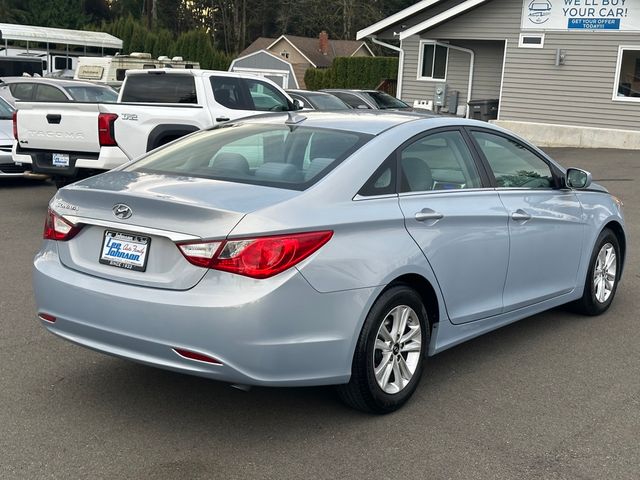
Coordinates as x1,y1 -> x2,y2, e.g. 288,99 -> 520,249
370,35 -> 404,98
427,40 -> 474,118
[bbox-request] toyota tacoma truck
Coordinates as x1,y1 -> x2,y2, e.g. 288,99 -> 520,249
12,69 -> 299,187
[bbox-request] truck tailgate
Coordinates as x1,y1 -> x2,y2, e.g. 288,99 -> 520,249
16,102 -> 101,153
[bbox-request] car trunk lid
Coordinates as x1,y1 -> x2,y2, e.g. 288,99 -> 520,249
53,171 -> 299,290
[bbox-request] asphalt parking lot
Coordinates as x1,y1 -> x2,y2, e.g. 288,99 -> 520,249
1,148 -> 638,480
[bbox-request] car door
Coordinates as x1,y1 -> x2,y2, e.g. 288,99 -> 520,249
468,129 -> 585,311
397,128 -> 510,324
208,75 -> 291,124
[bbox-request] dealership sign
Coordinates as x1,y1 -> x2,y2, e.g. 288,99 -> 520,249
521,0 -> 640,31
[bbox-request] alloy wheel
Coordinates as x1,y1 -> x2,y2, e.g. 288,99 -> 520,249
593,242 -> 617,304
373,305 -> 422,394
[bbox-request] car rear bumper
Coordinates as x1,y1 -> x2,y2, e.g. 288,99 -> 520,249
33,242 -> 375,387
13,144 -> 129,176
1,147 -> 29,176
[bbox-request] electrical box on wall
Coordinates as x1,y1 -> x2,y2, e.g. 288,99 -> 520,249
434,83 -> 448,107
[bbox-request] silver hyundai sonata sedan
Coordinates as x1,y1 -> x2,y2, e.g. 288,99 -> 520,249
33,111 -> 626,413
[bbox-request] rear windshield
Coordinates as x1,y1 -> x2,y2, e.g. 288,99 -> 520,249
126,123 -> 372,190
307,93 -> 350,110
365,91 -> 410,110
66,86 -> 118,103
120,74 -> 197,103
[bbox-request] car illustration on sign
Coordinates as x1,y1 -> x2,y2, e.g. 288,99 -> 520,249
528,0 -> 552,24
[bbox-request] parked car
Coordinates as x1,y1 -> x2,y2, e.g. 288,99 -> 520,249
321,89 -> 412,111
286,89 -> 350,110
33,112 -> 625,413
0,96 -> 22,176
13,69 -> 299,188
0,77 -> 117,106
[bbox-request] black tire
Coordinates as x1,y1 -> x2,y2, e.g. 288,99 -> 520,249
337,285 -> 429,414
572,228 -> 621,316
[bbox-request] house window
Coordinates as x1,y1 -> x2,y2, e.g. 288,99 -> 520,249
614,47 -> 640,101
418,41 -> 448,81
519,34 -> 545,48
281,50 -> 290,59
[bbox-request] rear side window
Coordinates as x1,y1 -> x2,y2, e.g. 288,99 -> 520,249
66,86 -> 118,103
9,83 -> 36,101
400,130 -> 482,192
211,76 -> 246,109
121,74 -> 197,103
34,85 -> 68,102
126,124 -> 371,190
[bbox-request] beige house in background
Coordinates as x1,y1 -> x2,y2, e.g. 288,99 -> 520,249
230,32 -> 374,89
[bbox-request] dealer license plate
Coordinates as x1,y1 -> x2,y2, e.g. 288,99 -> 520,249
52,153 -> 70,167
99,230 -> 150,272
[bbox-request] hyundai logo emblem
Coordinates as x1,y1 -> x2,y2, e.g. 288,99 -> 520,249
112,203 -> 133,219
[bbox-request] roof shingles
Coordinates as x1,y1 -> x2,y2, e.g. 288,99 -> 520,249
238,34 -> 370,68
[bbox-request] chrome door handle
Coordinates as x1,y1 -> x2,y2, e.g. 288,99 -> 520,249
415,209 -> 444,222
511,209 -> 532,222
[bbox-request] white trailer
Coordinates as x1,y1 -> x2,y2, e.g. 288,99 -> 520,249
0,22 -> 122,76
74,53 -> 200,87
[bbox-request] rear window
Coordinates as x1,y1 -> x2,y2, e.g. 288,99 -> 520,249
307,93 -> 350,110
126,124 -> 371,190
66,86 -> 118,103
121,74 -> 197,103
365,91 -> 410,110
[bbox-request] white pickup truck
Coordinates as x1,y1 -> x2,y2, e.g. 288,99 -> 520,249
13,69 -> 299,186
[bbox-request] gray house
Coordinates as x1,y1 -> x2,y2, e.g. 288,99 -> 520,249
358,0 -> 640,149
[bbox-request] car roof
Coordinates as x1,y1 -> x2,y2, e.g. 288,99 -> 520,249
124,68 -> 270,80
0,77 -> 109,88
235,110 -> 513,136
287,89 -> 337,97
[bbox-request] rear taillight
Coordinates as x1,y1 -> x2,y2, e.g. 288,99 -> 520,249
177,231 -> 333,279
43,208 -> 82,241
98,113 -> 118,146
12,110 -> 18,140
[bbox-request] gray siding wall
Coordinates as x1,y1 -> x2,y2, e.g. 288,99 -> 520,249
398,0 -> 640,131
401,39 -> 504,108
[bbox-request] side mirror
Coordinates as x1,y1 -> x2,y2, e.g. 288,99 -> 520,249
293,98 -> 305,110
565,168 -> 592,189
